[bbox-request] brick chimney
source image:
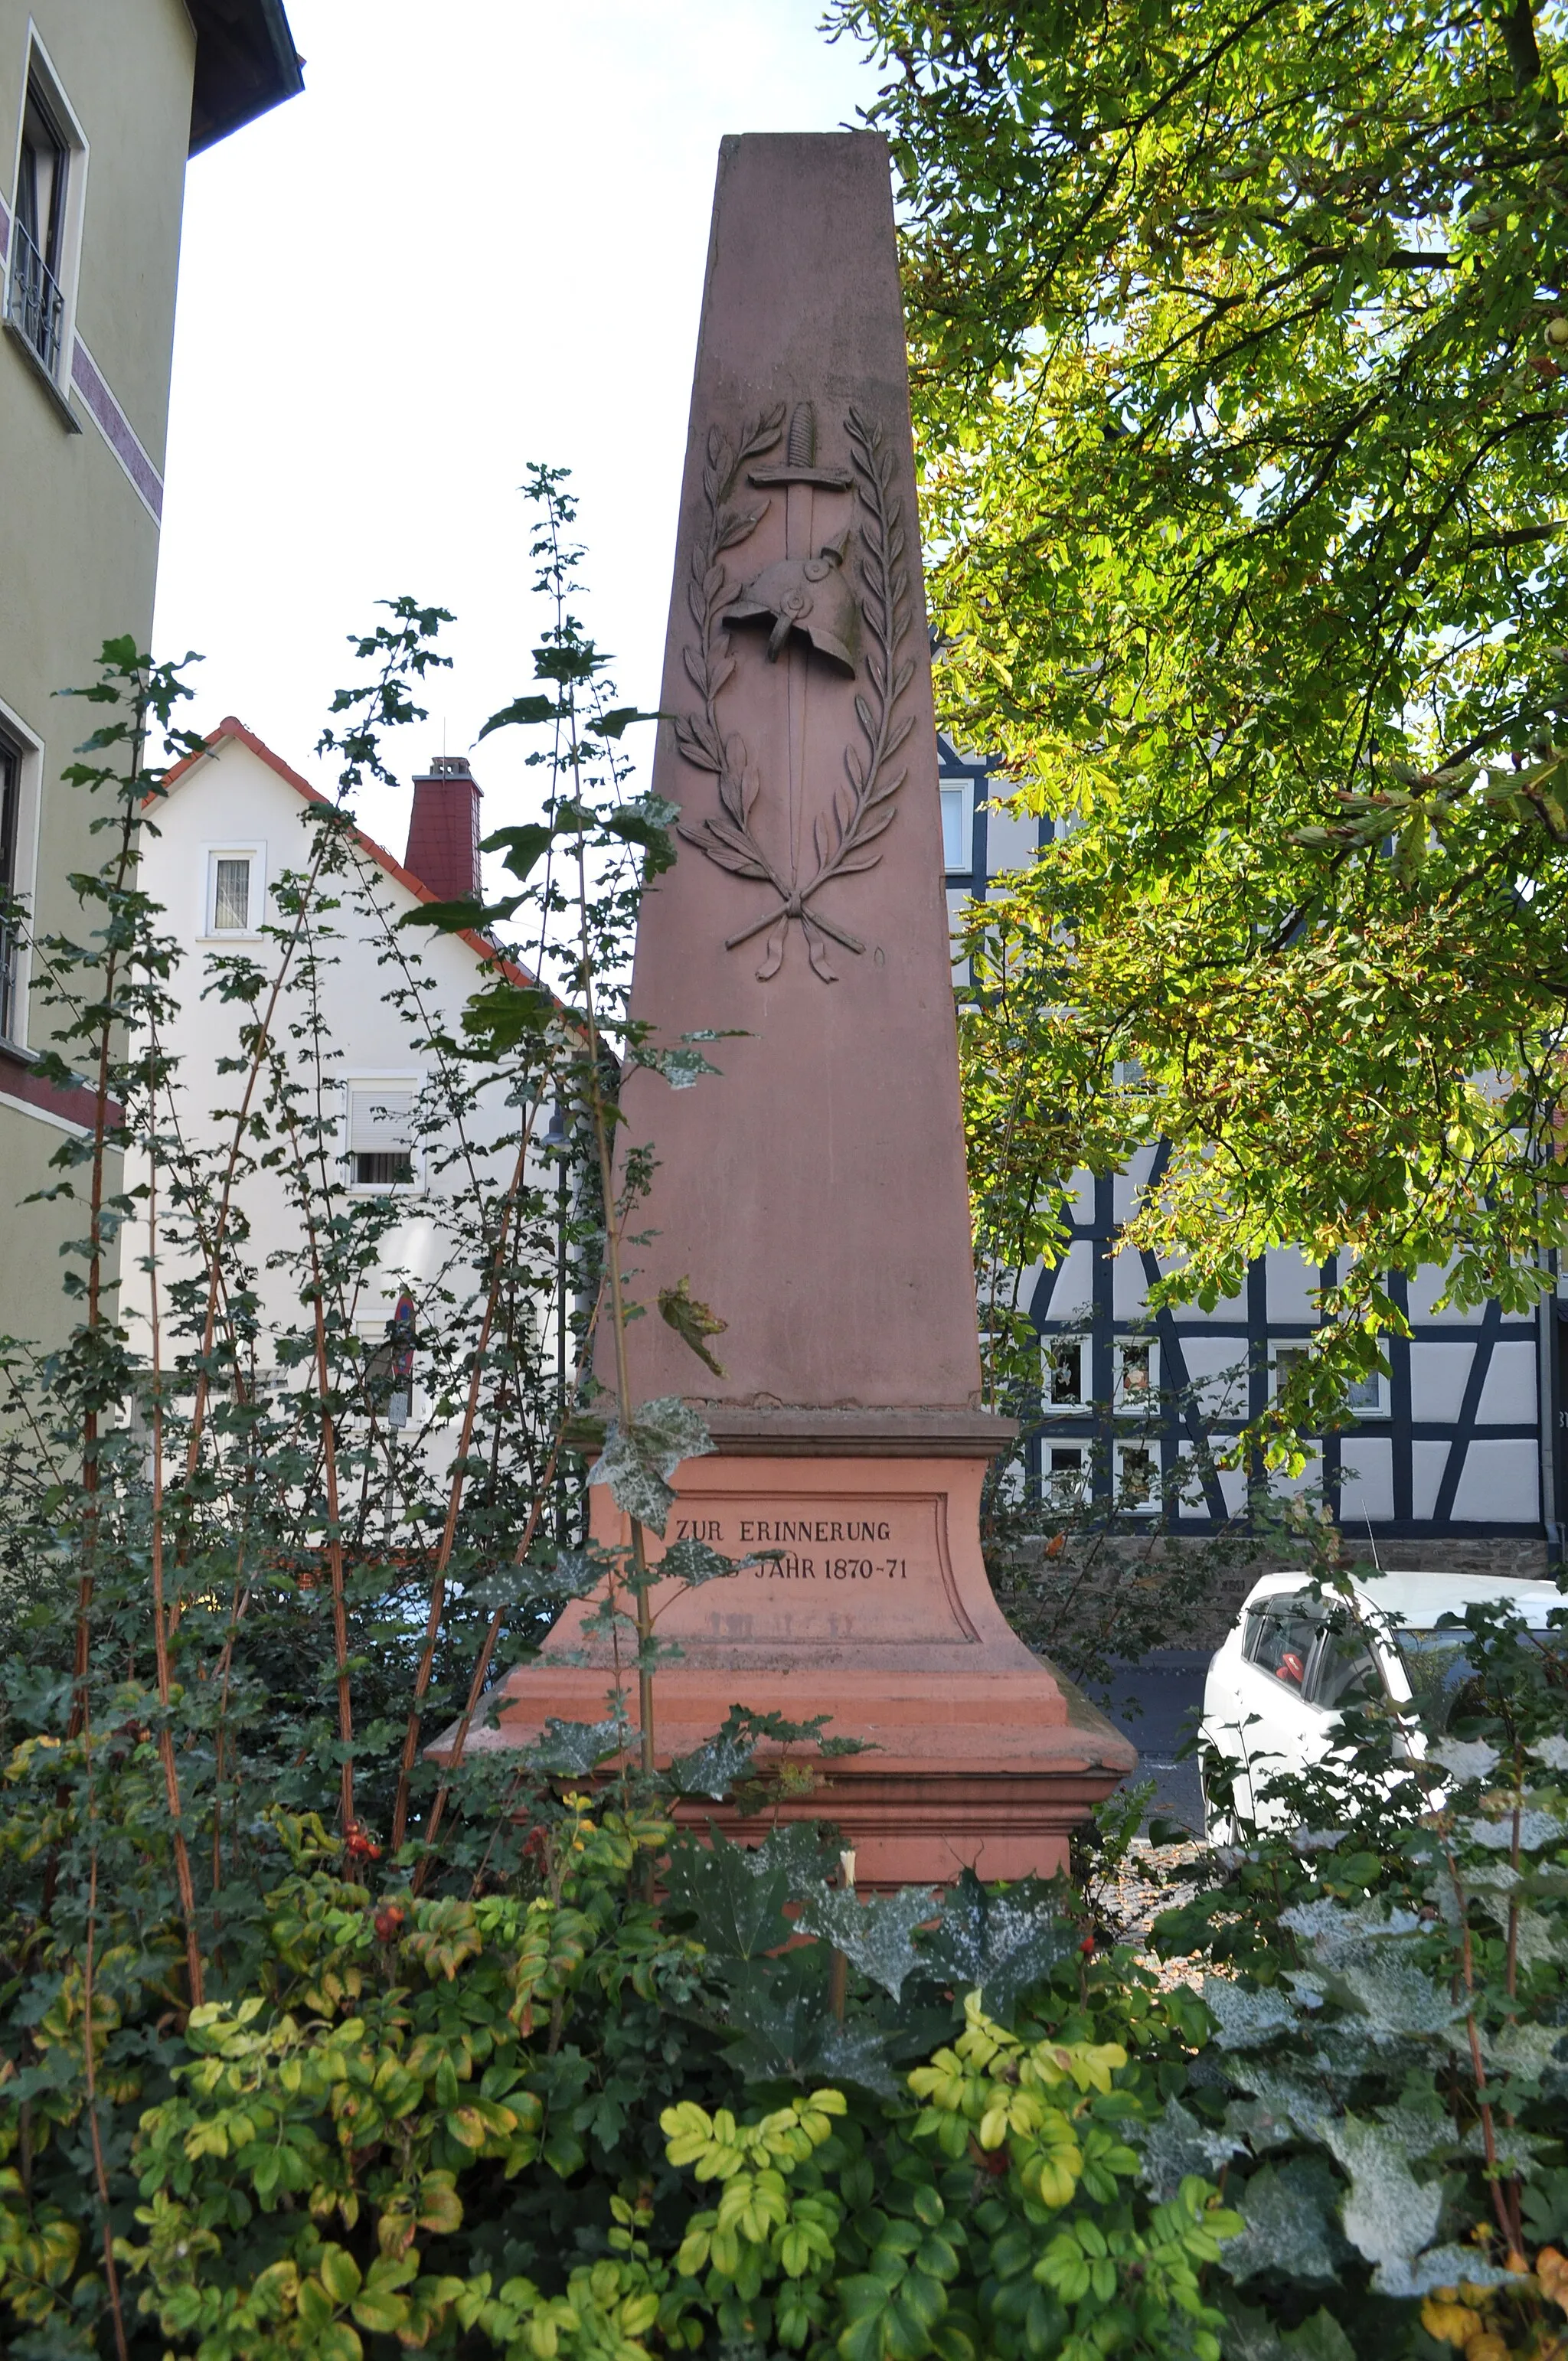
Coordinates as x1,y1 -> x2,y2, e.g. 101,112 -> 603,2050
404,755 -> 482,903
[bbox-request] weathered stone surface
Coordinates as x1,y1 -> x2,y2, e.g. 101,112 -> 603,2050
476,133 -> 1135,1880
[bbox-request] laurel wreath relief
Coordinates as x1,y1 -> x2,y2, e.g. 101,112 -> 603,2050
672,404 -> 916,982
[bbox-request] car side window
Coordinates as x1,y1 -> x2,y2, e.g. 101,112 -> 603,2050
1308,1627 -> 1382,1710
1243,1593 -> 1318,1690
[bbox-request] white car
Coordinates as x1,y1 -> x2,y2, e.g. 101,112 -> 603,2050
1200,1567 -> 1565,1837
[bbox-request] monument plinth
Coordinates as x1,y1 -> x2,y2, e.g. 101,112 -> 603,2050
485,133 -> 1135,1882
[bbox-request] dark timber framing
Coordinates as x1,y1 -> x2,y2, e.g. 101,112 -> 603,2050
940,739 -> 1550,1552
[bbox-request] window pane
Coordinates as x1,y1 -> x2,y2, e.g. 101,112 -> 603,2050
1396,1630 -> 1480,1729
1120,1342 -> 1152,1398
1344,1369 -> 1382,1412
1118,1446 -> 1155,1508
1246,1594 -> 1318,1687
1047,1340 -> 1083,1404
1311,1629 -> 1381,1709
940,785 -> 968,871
354,1151 -> 413,1187
212,858 -> 250,930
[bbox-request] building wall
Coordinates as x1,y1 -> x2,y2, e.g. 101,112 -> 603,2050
0,0 -> 197,1346
939,738 -> 1555,1576
122,735 -> 549,1442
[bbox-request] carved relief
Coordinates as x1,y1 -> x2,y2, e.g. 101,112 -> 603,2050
673,398 -> 916,982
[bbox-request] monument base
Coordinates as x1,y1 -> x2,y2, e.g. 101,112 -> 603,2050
468,1425 -> 1136,1888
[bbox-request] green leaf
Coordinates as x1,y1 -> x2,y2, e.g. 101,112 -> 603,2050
400,895 -> 492,932
318,2245 -> 363,2304
658,1276 -> 729,1373
481,821 -> 557,880
478,694 -> 557,740
590,707 -> 658,740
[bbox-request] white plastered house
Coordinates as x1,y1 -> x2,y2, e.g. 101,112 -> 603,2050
121,717 -> 553,1435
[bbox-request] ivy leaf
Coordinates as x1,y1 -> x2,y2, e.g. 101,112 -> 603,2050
632,1396 -> 715,1473
668,1732 -> 756,1800
400,895 -> 495,932
1317,2114 -> 1509,2297
605,802 -> 678,877
1464,1809 -> 1564,1851
1214,2294 -> 1356,2361
916,1871 -> 1083,2019
461,980 -> 561,1053
1428,1737 -> 1501,1781
1220,2157 -> 1348,2285
590,1425 -> 677,1533
662,1828 -> 794,1959
1136,2096 -> 1244,2203
716,1953 -> 905,2098
794,1886 -> 939,2001
527,1717 -> 626,1775
589,1396 -> 716,1535
1201,1981 -> 1303,2049
658,1536 -> 740,1587
637,1043 -> 724,1089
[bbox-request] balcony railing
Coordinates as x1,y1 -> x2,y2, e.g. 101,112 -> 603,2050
5,218 -> 64,380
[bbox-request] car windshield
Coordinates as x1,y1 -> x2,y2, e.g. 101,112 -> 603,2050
1395,1628 -> 1482,1729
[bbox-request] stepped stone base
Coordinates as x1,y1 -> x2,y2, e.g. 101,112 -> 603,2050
464,1438 -> 1135,1889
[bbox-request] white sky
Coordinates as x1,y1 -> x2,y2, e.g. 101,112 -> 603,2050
152,0 -> 884,865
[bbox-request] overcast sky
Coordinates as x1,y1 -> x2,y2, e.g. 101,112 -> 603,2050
152,1 -> 884,862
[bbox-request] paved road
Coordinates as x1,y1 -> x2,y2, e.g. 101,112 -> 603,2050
1096,1650 -> 1210,1832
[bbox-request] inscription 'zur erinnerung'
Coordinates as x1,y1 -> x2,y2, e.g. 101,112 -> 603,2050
669,1511 -> 908,1582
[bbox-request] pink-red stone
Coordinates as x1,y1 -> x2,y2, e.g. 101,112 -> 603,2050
473,133 -> 1135,1883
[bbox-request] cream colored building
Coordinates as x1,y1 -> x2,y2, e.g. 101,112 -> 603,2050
0,2 -> 300,1347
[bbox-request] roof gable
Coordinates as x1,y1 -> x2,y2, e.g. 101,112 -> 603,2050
155,716 -> 537,991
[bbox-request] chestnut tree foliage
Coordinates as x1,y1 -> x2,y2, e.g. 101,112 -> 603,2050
832,0 -> 1568,1425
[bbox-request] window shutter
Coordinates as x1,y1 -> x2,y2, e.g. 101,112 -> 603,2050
348,1088 -> 414,1153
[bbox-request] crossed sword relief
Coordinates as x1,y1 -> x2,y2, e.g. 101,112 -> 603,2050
676,397 -> 911,983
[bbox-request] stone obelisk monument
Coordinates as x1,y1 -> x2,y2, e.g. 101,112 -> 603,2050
487,133 -> 1134,1883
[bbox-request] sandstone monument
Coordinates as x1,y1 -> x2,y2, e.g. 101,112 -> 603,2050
485,132 -> 1135,1883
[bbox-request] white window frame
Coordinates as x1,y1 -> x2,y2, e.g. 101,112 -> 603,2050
1114,1440 -> 1161,1516
1042,1331 -> 1093,1416
199,842 -> 266,941
4,29 -> 89,410
1046,1442 -> 1088,1501
939,782 -> 970,874
0,692 -> 42,1051
343,1074 -> 423,1195
1116,1334 -> 1158,1412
